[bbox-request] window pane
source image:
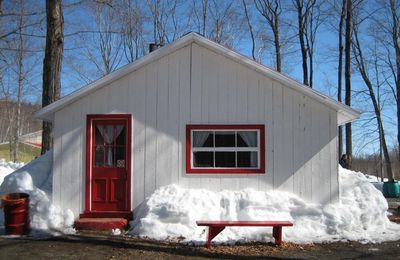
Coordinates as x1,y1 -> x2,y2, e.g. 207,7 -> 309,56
116,126 -> 126,146
215,131 -> 235,147
95,145 -> 104,167
193,152 -> 214,167
193,131 -> 214,147
215,152 -> 235,167
237,131 -> 258,147
116,147 -> 125,168
104,146 -> 114,167
95,125 -> 104,145
237,152 -> 258,167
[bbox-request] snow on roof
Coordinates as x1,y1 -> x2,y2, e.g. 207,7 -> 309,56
34,32 -> 360,125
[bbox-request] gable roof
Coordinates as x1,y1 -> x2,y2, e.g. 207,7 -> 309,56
34,32 -> 360,125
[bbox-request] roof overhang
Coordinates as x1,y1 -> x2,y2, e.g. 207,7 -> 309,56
34,32 -> 360,125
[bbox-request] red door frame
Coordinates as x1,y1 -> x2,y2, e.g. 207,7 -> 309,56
84,114 -> 132,218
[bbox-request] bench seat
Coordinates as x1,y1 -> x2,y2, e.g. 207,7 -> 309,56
196,220 -> 293,248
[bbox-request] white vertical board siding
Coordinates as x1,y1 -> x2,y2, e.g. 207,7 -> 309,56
52,113 -> 62,208
330,110 -> 339,202
155,55 -> 171,188
178,45 -> 191,189
130,68 -> 146,208
53,42 -> 340,218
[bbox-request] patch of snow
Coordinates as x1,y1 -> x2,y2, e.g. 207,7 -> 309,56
0,151 -> 75,236
0,159 -> 24,185
129,166 -> 400,244
111,228 -> 121,236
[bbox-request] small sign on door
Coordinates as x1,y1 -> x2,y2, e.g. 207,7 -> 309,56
117,160 -> 125,168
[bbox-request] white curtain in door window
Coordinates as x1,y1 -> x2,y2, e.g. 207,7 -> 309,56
97,125 -> 124,166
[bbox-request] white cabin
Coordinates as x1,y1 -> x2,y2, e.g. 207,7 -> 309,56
34,33 -> 360,220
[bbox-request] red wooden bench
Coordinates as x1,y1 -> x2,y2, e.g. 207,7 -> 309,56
196,220 -> 293,248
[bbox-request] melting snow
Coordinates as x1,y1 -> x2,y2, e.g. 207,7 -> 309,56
1,154 -> 399,243
129,166 -> 400,244
0,152 -> 75,236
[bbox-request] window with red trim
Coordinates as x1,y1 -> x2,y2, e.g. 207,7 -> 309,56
186,125 -> 265,174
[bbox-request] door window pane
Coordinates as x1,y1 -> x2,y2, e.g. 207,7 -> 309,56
237,151 -> 258,167
193,152 -> 214,167
95,145 -> 104,167
95,126 -> 104,145
104,146 -> 114,167
215,131 -> 235,147
215,152 -> 235,167
116,126 -> 126,146
116,147 -> 125,167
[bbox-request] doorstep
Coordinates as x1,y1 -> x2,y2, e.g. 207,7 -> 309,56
74,218 -> 128,230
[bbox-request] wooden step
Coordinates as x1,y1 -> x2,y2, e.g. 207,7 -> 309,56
74,218 -> 128,230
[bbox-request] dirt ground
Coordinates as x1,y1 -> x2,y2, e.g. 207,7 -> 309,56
0,198 -> 399,260
0,231 -> 400,260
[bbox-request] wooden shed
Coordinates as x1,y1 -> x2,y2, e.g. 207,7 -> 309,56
34,33 -> 360,221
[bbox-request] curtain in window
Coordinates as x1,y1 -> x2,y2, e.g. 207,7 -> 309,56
97,125 -> 124,166
250,152 -> 258,167
193,131 -> 210,147
238,131 -> 257,147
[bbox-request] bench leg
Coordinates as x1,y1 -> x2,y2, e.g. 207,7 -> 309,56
206,226 -> 225,249
272,226 -> 282,246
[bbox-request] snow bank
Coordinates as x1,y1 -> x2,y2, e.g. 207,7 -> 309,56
130,166 -> 400,244
0,159 -> 24,185
0,152 -> 75,236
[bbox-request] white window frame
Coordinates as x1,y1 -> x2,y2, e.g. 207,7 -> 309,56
191,129 -> 261,169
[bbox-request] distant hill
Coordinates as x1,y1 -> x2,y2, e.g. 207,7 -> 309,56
0,99 -> 42,143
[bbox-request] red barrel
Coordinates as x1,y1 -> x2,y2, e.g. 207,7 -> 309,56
1,193 -> 30,235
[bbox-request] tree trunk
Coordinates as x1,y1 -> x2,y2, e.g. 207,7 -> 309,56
338,0 -> 346,158
296,0 -> 309,86
389,0 -> 400,164
41,0 -> 63,154
345,0 -> 352,168
242,0 -> 256,61
274,21 -> 282,72
352,37 -> 393,180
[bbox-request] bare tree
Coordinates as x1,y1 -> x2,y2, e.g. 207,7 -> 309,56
352,18 -> 394,180
293,0 -> 311,86
345,0 -> 352,167
119,0 -> 146,62
242,0 -> 256,61
304,0 -> 324,88
388,0 -> 400,163
41,0 -> 63,154
254,0 -> 282,71
87,1 -> 122,75
192,0 -> 209,36
338,0 -> 346,158
207,0 -> 243,48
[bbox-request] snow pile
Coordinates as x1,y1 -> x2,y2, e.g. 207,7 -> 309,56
130,166 -> 400,244
0,152 -> 75,235
0,159 -> 24,185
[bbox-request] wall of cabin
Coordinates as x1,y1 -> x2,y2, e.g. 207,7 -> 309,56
52,43 -> 338,218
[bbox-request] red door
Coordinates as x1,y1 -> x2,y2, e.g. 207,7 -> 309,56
87,115 -> 131,213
